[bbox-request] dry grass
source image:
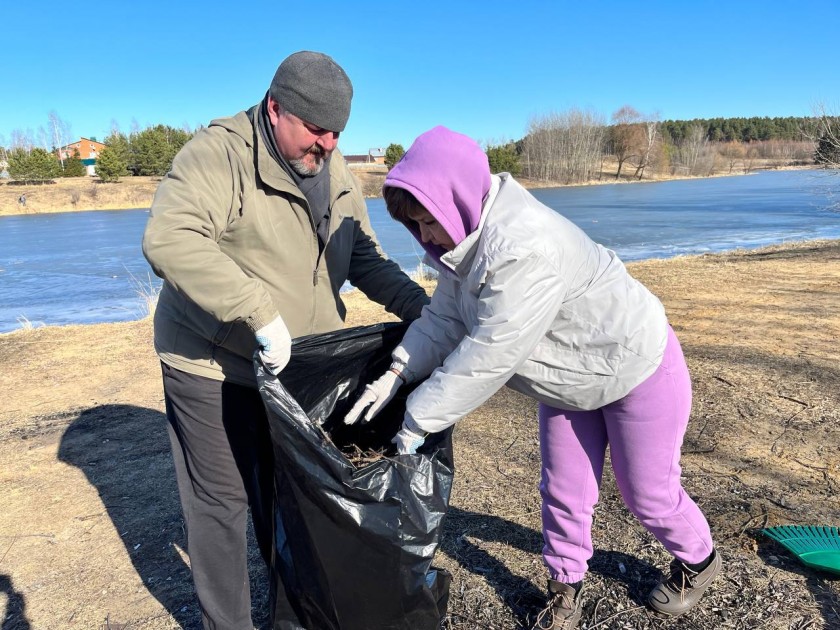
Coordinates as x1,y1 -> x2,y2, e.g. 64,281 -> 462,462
0,176 -> 161,215
0,241 -> 838,629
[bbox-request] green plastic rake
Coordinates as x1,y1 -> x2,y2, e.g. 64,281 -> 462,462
762,525 -> 840,576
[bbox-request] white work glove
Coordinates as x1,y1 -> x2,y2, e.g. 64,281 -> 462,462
392,416 -> 429,455
343,366 -> 406,425
255,315 -> 292,376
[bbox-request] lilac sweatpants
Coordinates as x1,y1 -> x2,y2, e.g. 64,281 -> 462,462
538,327 -> 713,583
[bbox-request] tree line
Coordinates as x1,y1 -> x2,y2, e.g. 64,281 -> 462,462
660,116 -> 816,143
2,109 -> 838,186
477,108 -> 838,184
0,122 -> 194,184
379,111 -> 837,186
96,126 -> 193,182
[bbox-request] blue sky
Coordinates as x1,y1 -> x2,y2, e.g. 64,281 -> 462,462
3,1 -> 839,155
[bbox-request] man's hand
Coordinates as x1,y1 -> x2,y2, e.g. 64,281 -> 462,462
392,417 -> 428,455
344,368 -> 405,425
255,316 -> 292,376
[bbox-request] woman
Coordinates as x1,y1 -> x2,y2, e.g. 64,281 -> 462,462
344,126 -> 720,629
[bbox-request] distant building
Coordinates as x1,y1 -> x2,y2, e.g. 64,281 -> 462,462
56,138 -> 107,175
344,153 -> 370,165
368,147 -> 386,165
57,138 -> 106,160
344,147 -> 387,168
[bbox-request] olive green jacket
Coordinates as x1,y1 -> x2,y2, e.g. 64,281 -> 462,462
142,107 -> 428,387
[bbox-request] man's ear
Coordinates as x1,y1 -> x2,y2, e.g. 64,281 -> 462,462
267,96 -> 282,126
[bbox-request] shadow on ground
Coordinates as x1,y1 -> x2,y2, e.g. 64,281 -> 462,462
43,402 -> 838,630
1,573 -> 30,630
56,404 -> 199,628
441,506 -> 665,628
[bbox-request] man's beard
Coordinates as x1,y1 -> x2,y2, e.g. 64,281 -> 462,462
290,146 -> 326,176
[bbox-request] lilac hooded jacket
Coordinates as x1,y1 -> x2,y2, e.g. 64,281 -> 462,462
384,126 -> 490,263
385,127 -> 669,433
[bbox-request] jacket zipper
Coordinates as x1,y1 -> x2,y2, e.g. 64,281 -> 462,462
309,186 -> 351,327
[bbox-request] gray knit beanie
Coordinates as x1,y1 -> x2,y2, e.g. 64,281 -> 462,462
269,51 -> 353,132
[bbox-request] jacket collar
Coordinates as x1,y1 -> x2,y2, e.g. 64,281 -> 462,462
230,107 -> 355,205
436,174 -> 503,275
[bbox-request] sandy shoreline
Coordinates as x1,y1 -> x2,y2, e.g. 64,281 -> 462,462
1,238 -> 838,629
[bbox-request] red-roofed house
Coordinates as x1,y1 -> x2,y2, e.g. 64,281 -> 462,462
57,138 -> 107,175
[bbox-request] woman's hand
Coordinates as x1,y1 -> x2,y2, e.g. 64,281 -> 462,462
392,415 -> 429,454
343,368 -> 406,425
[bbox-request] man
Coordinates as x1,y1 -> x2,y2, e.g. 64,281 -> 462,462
142,51 -> 429,629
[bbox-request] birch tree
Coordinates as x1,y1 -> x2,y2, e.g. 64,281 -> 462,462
48,111 -> 71,169
633,117 -> 661,180
675,123 -> 711,175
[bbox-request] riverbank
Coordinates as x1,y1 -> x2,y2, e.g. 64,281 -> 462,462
1,239 -> 838,629
0,162 -> 813,216
0,175 -> 161,216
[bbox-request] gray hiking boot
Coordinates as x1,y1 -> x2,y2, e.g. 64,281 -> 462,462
533,580 -> 583,630
648,549 -> 722,616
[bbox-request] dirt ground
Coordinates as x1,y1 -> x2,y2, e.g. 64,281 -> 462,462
1,240 -> 839,629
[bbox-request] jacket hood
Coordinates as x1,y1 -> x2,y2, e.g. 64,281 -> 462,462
384,126 -> 490,262
209,108 -> 256,145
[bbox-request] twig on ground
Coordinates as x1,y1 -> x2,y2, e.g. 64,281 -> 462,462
444,612 -> 495,629
790,457 -> 828,471
771,408 -> 806,454
587,604 -> 645,629
777,394 -> 808,407
0,533 -> 55,542
685,446 -> 716,454
1,535 -> 17,564
739,509 -> 769,535
591,595 -> 605,621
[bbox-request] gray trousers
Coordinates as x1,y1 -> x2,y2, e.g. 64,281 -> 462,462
161,362 -> 274,630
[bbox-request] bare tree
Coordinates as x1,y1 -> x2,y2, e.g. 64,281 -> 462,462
609,106 -> 644,179
10,129 -> 34,152
811,102 -> 840,169
804,103 -> 840,210
717,142 -> 746,173
36,126 -> 51,152
522,109 -> 604,184
743,147 -> 758,174
678,123 -> 712,175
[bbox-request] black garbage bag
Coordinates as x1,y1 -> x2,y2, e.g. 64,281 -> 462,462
256,322 -> 454,630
